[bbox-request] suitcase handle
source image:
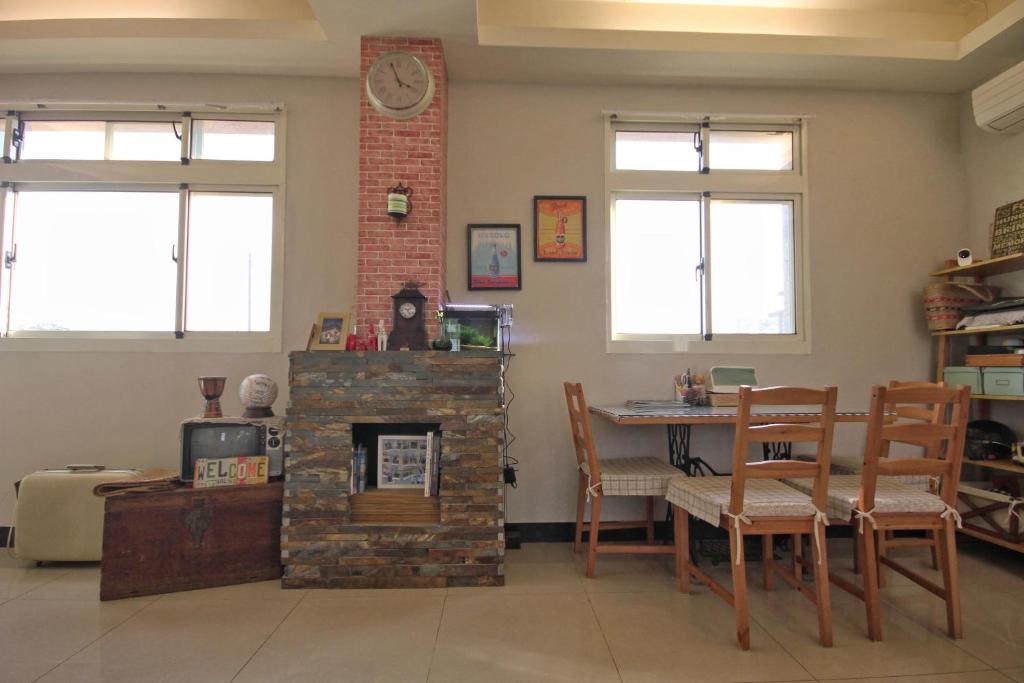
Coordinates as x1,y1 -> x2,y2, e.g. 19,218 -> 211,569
65,465 -> 106,472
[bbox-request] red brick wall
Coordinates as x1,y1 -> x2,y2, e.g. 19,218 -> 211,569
357,37 -> 447,340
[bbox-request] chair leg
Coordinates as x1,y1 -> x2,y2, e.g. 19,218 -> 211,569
729,526 -> 751,650
573,474 -> 586,553
861,526 -> 883,641
646,496 -> 655,545
938,519 -> 963,639
674,506 -> 690,592
928,529 -> 941,570
852,533 -> 861,575
762,534 -> 774,591
877,530 -> 889,588
811,521 -> 834,647
792,533 -> 803,583
586,495 -> 602,578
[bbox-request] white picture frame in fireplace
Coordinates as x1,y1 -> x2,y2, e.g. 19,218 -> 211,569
377,435 -> 428,489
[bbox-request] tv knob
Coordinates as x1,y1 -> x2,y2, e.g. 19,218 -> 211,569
268,427 -> 280,436
268,437 -> 282,448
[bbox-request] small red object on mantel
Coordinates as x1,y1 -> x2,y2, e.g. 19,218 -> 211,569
368,323 -> 378,352
346,323 -> 358,351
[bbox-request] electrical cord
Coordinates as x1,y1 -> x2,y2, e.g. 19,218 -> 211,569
501,323 -> 518,488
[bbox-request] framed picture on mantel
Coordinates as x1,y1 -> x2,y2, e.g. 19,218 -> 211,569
467,224 -> 522,290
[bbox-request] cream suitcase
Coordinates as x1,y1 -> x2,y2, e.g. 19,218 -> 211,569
13,466 -> 141,562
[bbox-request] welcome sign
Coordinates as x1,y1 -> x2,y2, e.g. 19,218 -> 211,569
193,456 -> 269,489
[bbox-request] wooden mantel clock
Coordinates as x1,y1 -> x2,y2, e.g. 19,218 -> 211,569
390,282 -> 429,350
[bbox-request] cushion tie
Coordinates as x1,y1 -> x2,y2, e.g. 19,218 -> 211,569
722,511 -> 752,565
578,463 -> 601,502
811,507 -> 830,565
940,503 -> 963,529
853,507 -> 877,534
1009,499 -> 1024,525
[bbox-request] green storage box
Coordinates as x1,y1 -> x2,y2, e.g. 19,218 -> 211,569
943,366 -> 981,394
982,367 -> 1024,396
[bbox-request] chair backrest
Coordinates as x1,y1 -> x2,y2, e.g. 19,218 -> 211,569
563,382 -> 602,485
859,384 -> 971,511
882,379 -> 947,463
729,385 -> 839,516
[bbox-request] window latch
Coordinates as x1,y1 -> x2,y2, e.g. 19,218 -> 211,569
171,244 -> 178,263
694,257 -> 704,281
4,244 -> 15,269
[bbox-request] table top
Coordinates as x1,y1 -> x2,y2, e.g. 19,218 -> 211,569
589,403 -> 873,425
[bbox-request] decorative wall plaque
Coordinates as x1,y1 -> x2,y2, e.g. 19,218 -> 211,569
990,198 -> 1024,258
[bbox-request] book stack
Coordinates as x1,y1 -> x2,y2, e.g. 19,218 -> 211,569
351,444 -> 368,494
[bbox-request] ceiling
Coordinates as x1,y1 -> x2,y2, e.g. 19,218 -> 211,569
0,0 -> 1021,93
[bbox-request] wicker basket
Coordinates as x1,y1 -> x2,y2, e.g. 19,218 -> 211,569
923,282 -> 1000,331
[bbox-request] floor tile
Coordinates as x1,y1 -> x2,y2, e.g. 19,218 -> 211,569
1002,667 -> 1024,682
0,561 -> 70,600
745,580 -> 990,679
234,593 -> 444,683
451,558 -> 583,595
0,598 -> 148,680
506,542 -> 576,564
589,590 -> 812,683
158,578 -> 303,602
574,553 -> 678,593
429,591 -> 620,682
826,672 -> 1012,683
881,582 -> 1024,669
40,597 -> 297,683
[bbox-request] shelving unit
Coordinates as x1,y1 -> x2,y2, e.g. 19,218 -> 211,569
930,255 -> 1024,553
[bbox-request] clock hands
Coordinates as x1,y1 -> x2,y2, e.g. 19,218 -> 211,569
389,62 -> 410,89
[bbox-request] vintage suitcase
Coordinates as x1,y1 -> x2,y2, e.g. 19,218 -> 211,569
13,466 -> 142,562
100,482 -> 282,600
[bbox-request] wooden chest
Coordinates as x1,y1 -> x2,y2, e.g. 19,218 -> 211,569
101,482 -> 282,601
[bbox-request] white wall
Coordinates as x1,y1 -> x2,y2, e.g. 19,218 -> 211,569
960,92 -> 1024,435
0,73 -> 360,523
446,83 -> 967,522
0,74 -> 972,526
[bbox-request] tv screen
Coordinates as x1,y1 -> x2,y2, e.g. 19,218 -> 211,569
183,424 -> 262,480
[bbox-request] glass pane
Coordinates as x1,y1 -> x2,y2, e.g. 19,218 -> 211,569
709,130 -> 793,170
612,198 -> 701,335
20,121 -> 105,160
615,131 -> 699,171
191,120 -> 275,161
710,199 -> 795,334
109,122 -> 180,161
185,193 -> 273,332
7,191 -> 178,331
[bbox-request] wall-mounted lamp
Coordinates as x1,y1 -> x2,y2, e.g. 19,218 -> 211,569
387,182 -> 413,220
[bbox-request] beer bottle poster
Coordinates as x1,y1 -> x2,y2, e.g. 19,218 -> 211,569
534,196 -> 587,262
467,224 -> 522,290
991,198 -> 1024,258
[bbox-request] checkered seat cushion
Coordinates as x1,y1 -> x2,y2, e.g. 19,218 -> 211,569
782,474 -> 946,521
665,476 -> 818,527
793,453 -> 930,489
583,457 -> 683,496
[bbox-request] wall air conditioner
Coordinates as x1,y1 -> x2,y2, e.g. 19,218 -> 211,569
973,59 -> 1024,135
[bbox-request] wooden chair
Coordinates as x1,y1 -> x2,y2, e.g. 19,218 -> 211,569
669,385 -> 838,650
786,384 -> 971,641
563,382 -> 682,578
795,380 -> 945,580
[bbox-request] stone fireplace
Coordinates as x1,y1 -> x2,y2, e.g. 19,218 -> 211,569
282,350 -> 505,588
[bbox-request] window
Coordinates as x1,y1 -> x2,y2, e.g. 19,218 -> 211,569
0,106 -> 284,350
606,117 -> 807,353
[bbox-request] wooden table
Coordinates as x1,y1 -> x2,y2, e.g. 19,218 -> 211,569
589,404 -> 874,476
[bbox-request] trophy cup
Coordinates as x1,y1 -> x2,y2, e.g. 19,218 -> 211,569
197,376 -> 227,418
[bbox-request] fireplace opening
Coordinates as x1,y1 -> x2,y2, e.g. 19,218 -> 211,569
350,422 -> 442,525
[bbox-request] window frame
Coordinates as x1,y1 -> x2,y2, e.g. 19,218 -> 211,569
604,114 -> 811,355
0,104 -> 285,353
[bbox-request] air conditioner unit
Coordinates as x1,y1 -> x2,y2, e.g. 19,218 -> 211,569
973,59 -> 1024,135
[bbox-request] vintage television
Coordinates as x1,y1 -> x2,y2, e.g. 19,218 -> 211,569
179,416 -> 285,482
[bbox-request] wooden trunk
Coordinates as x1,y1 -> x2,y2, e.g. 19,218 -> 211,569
101,482 -> 282,601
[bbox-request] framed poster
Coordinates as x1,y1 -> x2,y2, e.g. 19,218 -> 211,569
991,198 -> 1024,258
311,311 -> 349,350
467,224 -> 522,290
377,435 -> 428,489
534,196 -> 586,262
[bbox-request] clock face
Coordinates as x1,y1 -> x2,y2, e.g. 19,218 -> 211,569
366,51 -> 435,120
399,302 -> 417,319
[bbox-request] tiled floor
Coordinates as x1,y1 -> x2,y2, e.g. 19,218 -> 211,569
0,538 -> 1022,682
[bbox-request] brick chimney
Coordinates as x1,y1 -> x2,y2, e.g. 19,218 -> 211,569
356,37 -> 447,338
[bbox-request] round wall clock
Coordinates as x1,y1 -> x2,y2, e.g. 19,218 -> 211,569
365,51 -> 436,120
399,302 -> 417,319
